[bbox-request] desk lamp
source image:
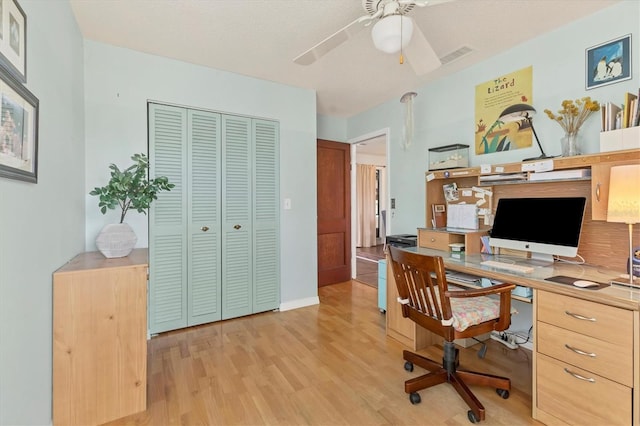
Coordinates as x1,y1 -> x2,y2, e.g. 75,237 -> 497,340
607,164 -> 640,287
498,104 -> 555,162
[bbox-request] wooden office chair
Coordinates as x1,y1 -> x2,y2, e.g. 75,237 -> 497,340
388,246 -> 516,423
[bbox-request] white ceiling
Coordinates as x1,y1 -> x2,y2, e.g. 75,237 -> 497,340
69,0 -> 619,118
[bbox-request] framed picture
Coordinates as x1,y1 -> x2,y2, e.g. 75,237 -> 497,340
0,64 -> 38,183
586,34 -> 631,90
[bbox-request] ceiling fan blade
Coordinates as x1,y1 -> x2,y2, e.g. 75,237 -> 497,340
293,15 -> 372,65
402,0 -> 454,7
404,23 -> 441,75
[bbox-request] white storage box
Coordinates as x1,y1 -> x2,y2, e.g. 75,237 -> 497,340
600,127 -> 640,152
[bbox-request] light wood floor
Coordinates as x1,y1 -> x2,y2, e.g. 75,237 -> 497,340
105,281 -> 539,425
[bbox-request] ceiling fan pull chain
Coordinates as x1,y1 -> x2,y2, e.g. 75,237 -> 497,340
399,12 -> 405,64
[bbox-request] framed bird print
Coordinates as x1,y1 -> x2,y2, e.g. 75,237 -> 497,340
586,34 -> 631,90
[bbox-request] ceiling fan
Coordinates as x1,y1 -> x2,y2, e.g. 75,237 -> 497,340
293,0 -> 453,75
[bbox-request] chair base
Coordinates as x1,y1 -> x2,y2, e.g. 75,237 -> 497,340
402,344 -> 510,422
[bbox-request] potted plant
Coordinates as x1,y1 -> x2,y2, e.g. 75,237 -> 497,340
90,153 -> 174,258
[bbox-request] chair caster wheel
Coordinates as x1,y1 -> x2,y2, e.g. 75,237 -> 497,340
496,388 -> 510,399
467,410 -> 480,423
409,392 -> 421,404
404,361 -> 414,372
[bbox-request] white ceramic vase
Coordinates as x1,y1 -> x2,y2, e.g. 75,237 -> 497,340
95,223 -> 137,258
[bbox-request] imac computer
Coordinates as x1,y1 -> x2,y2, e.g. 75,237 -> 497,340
489,197 -> 587,265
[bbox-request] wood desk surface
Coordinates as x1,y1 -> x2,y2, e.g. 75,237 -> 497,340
405,246 -> 640,311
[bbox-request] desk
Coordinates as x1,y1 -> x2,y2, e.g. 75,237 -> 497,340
386,247 -> 640,425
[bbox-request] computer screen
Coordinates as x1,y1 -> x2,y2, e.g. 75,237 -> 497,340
489,197 -> 587,263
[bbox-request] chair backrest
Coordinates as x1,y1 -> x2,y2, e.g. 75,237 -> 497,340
388,246 -> 515,341
388,245 -> 453,338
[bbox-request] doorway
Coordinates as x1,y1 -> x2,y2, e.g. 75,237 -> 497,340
351,130 -> 389,288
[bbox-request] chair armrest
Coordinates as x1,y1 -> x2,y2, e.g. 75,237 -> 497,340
444,283 -> 516,299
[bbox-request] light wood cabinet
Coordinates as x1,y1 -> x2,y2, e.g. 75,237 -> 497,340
534,291 -> 636,425
418,228 -> 487,253
53,249 -> 148,426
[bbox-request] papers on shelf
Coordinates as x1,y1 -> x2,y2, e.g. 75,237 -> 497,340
446,203 -> 478,229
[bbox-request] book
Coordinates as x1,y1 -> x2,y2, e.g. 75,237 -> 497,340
606,102 -> 622,131
623,92 -> 638,128
432,204 -> 446,228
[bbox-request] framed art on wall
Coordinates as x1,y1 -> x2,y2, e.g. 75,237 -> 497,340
586,34 -> 631,90
0,64 -> 38,183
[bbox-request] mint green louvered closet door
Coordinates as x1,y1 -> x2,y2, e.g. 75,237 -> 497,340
148,103 -> 279,334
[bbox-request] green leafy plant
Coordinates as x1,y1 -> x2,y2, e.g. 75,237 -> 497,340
90,153 -> 174,223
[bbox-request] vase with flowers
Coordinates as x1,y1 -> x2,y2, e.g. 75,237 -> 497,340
544,97 -> 600,157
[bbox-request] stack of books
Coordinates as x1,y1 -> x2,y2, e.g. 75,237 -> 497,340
602,89 -> 640,131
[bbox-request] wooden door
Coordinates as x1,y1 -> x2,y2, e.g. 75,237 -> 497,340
317,139 -> 351,286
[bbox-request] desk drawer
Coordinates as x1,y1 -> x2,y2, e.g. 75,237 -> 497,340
537,354 -> 631,425
537,322 -> 632,386
418,229 -> 459,251
537,291 -> 633,345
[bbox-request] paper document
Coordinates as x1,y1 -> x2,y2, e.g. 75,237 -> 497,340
446,203 -> 478,229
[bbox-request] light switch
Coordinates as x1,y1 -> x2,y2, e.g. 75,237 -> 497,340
284,198 -> 292,210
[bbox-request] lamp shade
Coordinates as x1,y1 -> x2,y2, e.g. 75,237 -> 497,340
607,164 -> 640,224
371,15 -> 413,54
499,104 -> 536,123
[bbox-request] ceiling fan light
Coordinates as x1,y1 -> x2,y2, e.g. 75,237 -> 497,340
371,15 -> 414,54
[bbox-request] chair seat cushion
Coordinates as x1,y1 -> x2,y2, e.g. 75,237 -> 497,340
448,296 -> 516,332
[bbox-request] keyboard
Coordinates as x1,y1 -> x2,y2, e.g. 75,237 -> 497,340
480,260 -> 534,274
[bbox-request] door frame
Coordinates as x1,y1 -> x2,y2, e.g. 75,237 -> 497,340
349,128 -> 390,279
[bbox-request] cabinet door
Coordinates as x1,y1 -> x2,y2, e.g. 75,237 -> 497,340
149,103 -> 189,333
253,119 -> 280,313
591,163 -> 612,221
222,115 -> 253,320
188,110 -> 222,325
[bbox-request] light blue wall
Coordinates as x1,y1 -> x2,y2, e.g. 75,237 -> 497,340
1,1 -> 637,424
83,41 -> 319,304
0,1 -> 85,424
317,114 -> 347,141
347,1 -> 639,235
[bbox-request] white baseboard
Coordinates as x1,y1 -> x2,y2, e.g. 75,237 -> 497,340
279,296 -> 320,312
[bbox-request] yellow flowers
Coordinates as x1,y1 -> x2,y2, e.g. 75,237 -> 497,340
544,97 -> 600,134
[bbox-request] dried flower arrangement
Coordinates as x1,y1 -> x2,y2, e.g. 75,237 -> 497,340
543,97 -> 600,134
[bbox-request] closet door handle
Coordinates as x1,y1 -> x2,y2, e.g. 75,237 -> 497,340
201,226 -> 209,232
234,224 -> 242,230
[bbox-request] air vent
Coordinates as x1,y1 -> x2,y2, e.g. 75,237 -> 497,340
439,45 -> 474,65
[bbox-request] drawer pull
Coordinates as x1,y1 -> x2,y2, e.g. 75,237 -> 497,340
430,238 -> 436,242
563,368 -> 595,383
595,182 -> 601,202
564,311 -> 596,322
564,344 -> 596,357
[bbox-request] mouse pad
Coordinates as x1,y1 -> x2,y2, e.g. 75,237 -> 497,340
544,275 -> 608,290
